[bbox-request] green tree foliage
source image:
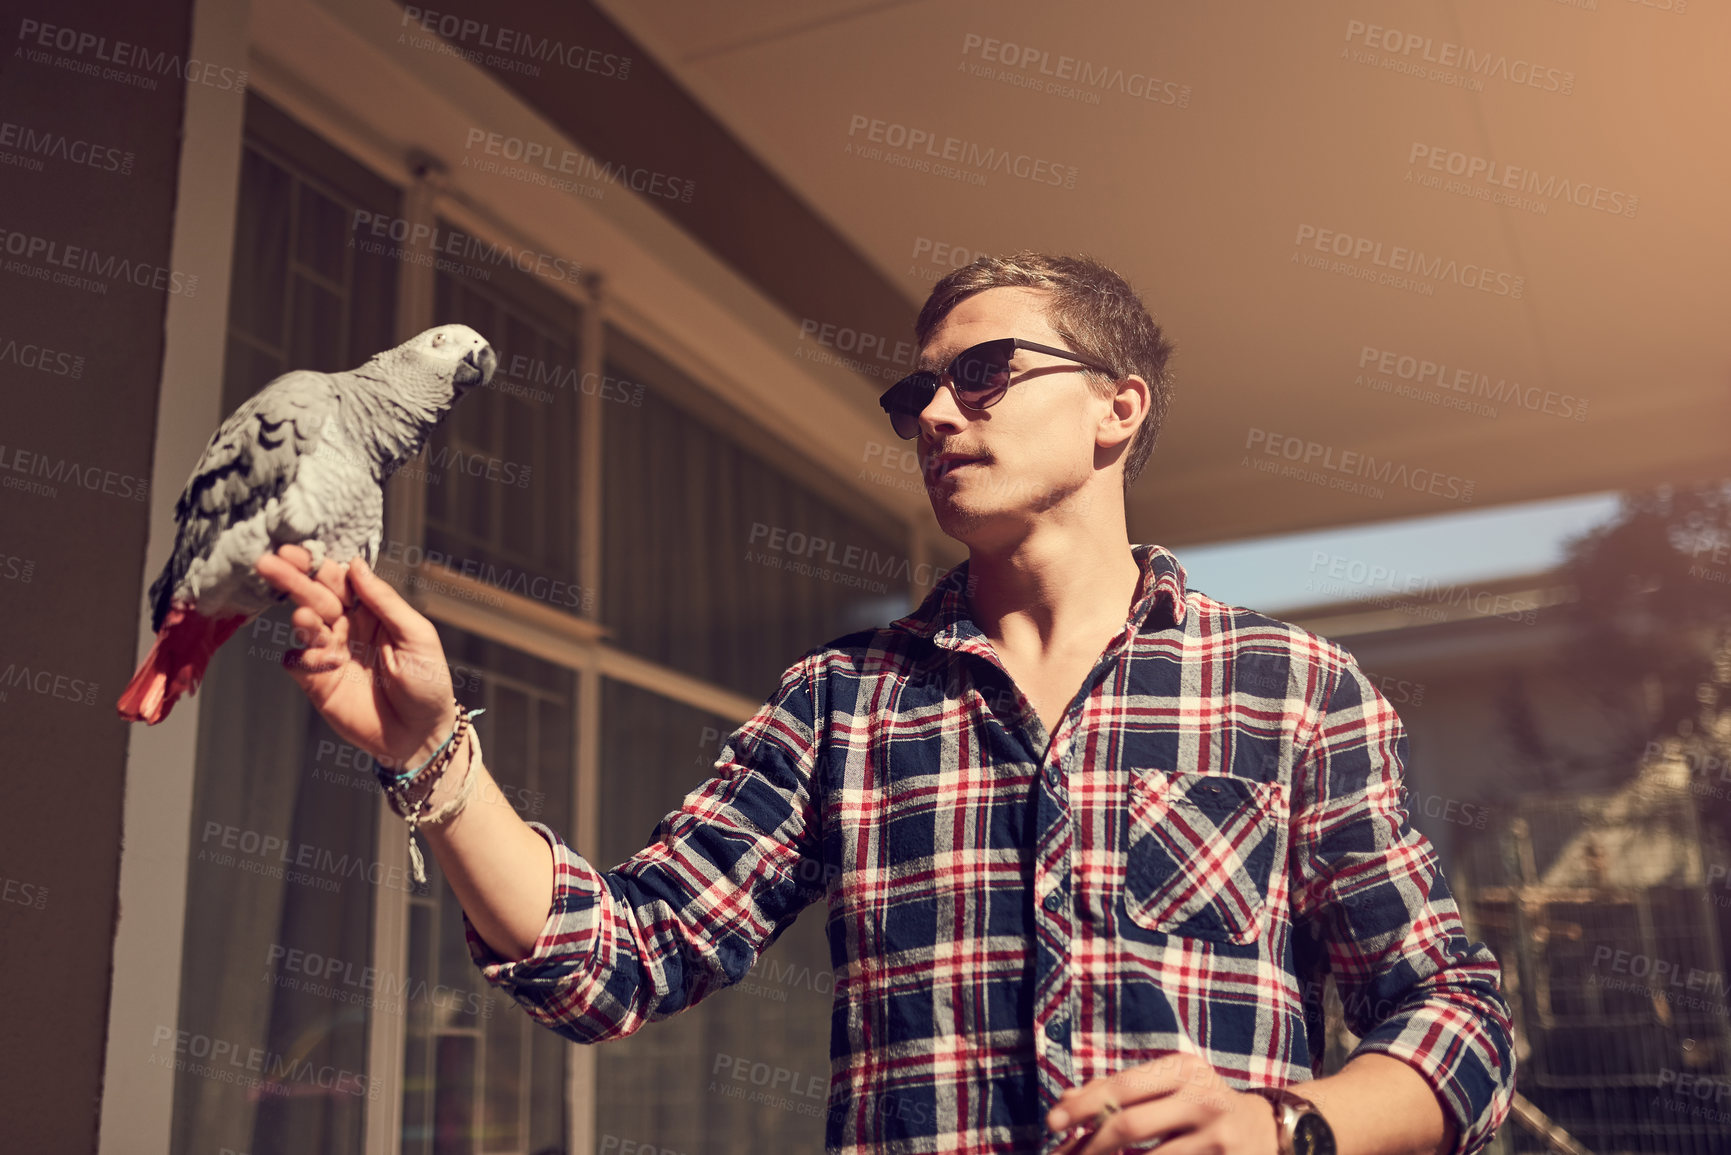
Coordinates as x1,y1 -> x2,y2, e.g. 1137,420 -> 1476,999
1551,479 -> 1731,831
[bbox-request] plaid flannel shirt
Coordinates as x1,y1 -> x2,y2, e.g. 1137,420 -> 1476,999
466,543 -> 1515,1153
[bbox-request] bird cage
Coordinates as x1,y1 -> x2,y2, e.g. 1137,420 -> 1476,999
1455,762 -> 1731,1154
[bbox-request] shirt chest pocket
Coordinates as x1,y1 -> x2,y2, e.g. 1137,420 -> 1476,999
1119,767 -> 1282,947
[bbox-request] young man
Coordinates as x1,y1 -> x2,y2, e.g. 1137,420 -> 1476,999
259,253 -> 1514,1155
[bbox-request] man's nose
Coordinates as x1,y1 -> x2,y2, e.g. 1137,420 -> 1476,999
918,378 -> 968,438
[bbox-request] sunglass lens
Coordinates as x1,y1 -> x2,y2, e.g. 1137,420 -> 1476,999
951,344 -> 1012,403
882,373 -> 938,439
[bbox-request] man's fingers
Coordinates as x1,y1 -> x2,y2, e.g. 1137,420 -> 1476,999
257,548 -> 346,624
290,605 -> 330,648
1050,1057 -> 1204,1138
346,557 -> 431,642
273,542 -> 312,571
288,604 -> 358,656
284,646 -> 343,675
1060,1093 -> 1195,1155
313,558 -> 353,607
284,609 -> 362,682
1051,1082 -> 1144,1133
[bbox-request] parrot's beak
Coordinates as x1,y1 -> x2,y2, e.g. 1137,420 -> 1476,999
456,345 -> 498,391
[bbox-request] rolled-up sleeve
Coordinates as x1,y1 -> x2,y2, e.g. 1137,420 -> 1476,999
1288,656 -> 1516,1155
463,652 -> 829,1044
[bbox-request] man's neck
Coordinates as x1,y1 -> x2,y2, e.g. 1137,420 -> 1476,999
964,531 -> 1142,659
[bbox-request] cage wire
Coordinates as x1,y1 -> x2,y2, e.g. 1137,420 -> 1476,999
1449,763 -> 1731,1155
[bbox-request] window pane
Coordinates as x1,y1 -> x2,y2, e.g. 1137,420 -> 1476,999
173,94 -> 399,1155
403,901 -> 436,1155
433,1035 -> 478,1155
294,180 -> 349,284
418,239 -> 581,605
400,623 -> 574,1155
529,1022 -> 567,1154
227,145 -> 288,346
289,278 -> 346,374
219,104 -> 396,415
594,678 -> 832,1155
175,600 -> 383,1155
602,328 -> 911,700
223,335 -> 282,417
481,992 -> 525,1152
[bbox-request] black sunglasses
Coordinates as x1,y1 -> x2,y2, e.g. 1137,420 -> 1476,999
877,337 -> 1115,440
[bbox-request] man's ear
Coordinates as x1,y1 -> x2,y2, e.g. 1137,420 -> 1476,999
1097,374 -> 1149,451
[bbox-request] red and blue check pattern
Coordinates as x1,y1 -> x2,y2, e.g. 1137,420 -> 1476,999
466,543 -> 1514,1153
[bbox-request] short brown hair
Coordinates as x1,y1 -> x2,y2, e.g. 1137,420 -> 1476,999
914,251 -> 1174,489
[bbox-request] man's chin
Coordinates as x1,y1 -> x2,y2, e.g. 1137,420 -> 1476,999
929,495 -> 1013,539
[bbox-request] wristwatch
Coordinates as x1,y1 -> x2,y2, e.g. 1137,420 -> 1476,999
1246,1086 -> 1336,1155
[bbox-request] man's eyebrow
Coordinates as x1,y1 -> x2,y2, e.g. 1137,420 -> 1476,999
917,345 -> 960,372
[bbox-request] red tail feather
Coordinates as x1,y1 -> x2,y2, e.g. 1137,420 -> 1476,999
117,605 -> 248,724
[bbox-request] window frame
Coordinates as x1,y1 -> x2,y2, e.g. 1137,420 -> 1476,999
124,22 -> 932,1151
370,161 -> 874,1155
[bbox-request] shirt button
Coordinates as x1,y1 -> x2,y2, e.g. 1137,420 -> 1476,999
1043,889 -> 1064,912
1044,1018 -> 1069,1043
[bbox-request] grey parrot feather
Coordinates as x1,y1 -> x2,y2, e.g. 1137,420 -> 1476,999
121,324 -> 497,724
150,372 -> 339,633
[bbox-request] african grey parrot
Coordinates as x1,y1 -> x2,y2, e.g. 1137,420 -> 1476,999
118,324 -> 497,724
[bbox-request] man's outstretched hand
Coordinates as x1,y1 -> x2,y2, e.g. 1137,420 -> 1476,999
1046,1052 -> 1280,1155
255,544 -> 458,772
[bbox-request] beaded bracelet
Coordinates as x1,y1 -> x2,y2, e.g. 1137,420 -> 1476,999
416,730 -> 484,825
379,706 -> 487,787
379,717 -> 464,818
376,707 -> 485,884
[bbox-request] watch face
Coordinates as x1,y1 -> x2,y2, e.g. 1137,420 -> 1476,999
1292,1111 -> 1337,1155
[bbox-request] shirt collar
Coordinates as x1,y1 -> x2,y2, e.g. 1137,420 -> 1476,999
890,542 -> 1189,652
